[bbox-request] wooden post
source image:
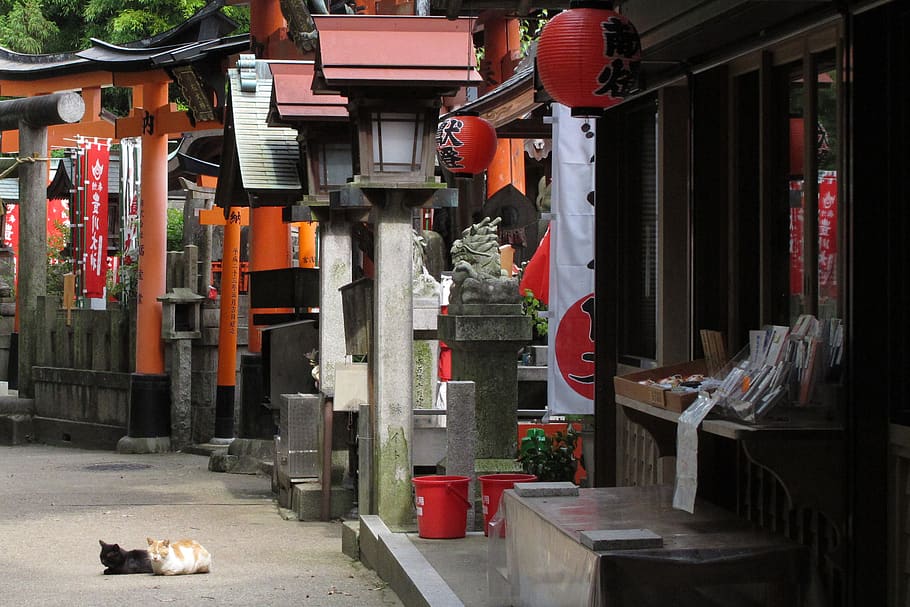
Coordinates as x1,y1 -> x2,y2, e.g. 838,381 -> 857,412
200,206 -> 250,441
483,15 -> 525,198
247,206 -> 290,354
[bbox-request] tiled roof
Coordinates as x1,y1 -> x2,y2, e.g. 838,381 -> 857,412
215,57 -> 303,206
267,62 -> 348,125
312,15 -> 483,95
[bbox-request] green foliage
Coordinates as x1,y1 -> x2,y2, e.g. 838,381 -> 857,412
517,425 -> 578,483
83,0 -> 204,44
46,220 -> 71,297
166,207 -> 184,252
107,255 -> 137,304
0,0 -> 60,53
0,0 -> 247,53
519,11 -> 549,55
522,289 -> 548,339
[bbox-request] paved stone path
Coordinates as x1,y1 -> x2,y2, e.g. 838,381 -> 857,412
0,444 -> 402,607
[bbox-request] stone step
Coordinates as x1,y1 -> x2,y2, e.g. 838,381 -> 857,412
0,413 -> 34,445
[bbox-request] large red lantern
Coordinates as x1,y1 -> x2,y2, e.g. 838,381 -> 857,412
435,113 -> 498,177
537,1 -> 640,116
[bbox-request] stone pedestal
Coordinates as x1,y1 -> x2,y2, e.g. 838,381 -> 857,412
437,304 -> 531,460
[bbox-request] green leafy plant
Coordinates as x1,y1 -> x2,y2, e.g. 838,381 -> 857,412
517,425 -> 578,483
522,289 -> 548,339
107,255 -> 138,305
166,208 -> 184,252
46,219 -> 72,297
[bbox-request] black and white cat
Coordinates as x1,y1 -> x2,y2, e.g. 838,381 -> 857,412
98,540 -> 153,575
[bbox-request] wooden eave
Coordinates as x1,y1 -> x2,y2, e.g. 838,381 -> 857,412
267,62 -> 349,126
430,0 -> 568,19
312,15 -> 483,96
441,63 -> 547,138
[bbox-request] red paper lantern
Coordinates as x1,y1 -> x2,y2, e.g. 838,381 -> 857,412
537,1 -> 641,115
435,113 -> 498,177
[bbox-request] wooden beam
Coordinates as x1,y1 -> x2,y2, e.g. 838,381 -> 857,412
115,104 -> 222,139
2,120 -> 119,153
0,71 -> 113,97
112,70 -> 172,87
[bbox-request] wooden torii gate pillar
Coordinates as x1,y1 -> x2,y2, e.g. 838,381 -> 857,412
117,77 -> 174,454
0,93 -> 85,398
199,206 -> 249,442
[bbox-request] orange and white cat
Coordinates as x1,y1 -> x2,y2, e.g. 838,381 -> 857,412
146,538 -> 212,575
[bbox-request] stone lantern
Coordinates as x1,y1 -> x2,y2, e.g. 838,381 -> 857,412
311,14 -> 481,530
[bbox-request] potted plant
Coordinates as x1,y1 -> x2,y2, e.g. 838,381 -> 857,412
521,289 -> 548,345
516,425 -> 579,483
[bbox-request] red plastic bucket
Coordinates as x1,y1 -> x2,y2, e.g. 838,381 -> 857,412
412,475 -> 471,539
478,473 -> 537,536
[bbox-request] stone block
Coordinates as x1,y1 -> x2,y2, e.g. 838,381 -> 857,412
530,345 -> 548,367
517,365 -> 547,382
341,520 -> 360,559
207,453 -> 264,474
228,437 -> 275,459
0,413 -> 33,445
513,481 -> 578,497
579,528 -> 663,551
290,481 -> 355,521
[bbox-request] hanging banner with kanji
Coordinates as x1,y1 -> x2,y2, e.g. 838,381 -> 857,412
120,137 -> 141,262
548,103 -> 596,415
82,138 -> 110,298
2,199 -> 69,280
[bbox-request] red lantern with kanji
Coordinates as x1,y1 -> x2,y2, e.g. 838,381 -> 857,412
537,1 -> 641,115
435,113 -> 498,177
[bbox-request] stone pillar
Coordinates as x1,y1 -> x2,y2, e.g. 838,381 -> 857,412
438,303 -> 531,465
311,208 -> 353,398
445,381 -> 476,530
0,93 -> 84,396
169,339 -> 193,449
372,193 -> 414,531
16,123 -> 47,398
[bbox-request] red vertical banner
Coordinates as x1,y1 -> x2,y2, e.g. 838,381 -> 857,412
817,171 -> 838,299
82,139 -> 110,298
789,179 -> 804,296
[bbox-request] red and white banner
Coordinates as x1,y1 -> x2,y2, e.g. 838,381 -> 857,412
82,138 -> 110,298
3,199 -> 70,277
548,103 -> 596,415
788,171 -> 838,299
120,137 -> 141,262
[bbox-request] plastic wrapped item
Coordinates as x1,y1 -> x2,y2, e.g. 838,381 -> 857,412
709,317 -> 844,423
673,392 -> 721,513
491,486 -> 809,606
487,490 -> 600,607
486,507 -> 509,606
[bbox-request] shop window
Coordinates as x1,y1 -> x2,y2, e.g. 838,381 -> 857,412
781,51 -> 841,326
616,100 -> 658,366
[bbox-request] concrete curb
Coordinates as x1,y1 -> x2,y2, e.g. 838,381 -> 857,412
358,515 -> 464,607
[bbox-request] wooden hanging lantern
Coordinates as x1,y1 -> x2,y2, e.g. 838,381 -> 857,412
435,112 -> 498,177
536,1 -> 641,116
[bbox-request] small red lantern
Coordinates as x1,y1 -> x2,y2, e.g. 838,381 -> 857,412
435,112 -> 498,177
537,0 -> 641,116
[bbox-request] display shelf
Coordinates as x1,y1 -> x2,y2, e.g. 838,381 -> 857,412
615,394 -> 843,441
615,392 -> 846,526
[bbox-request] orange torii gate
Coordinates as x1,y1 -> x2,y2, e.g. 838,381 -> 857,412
0,22 -> 248,451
